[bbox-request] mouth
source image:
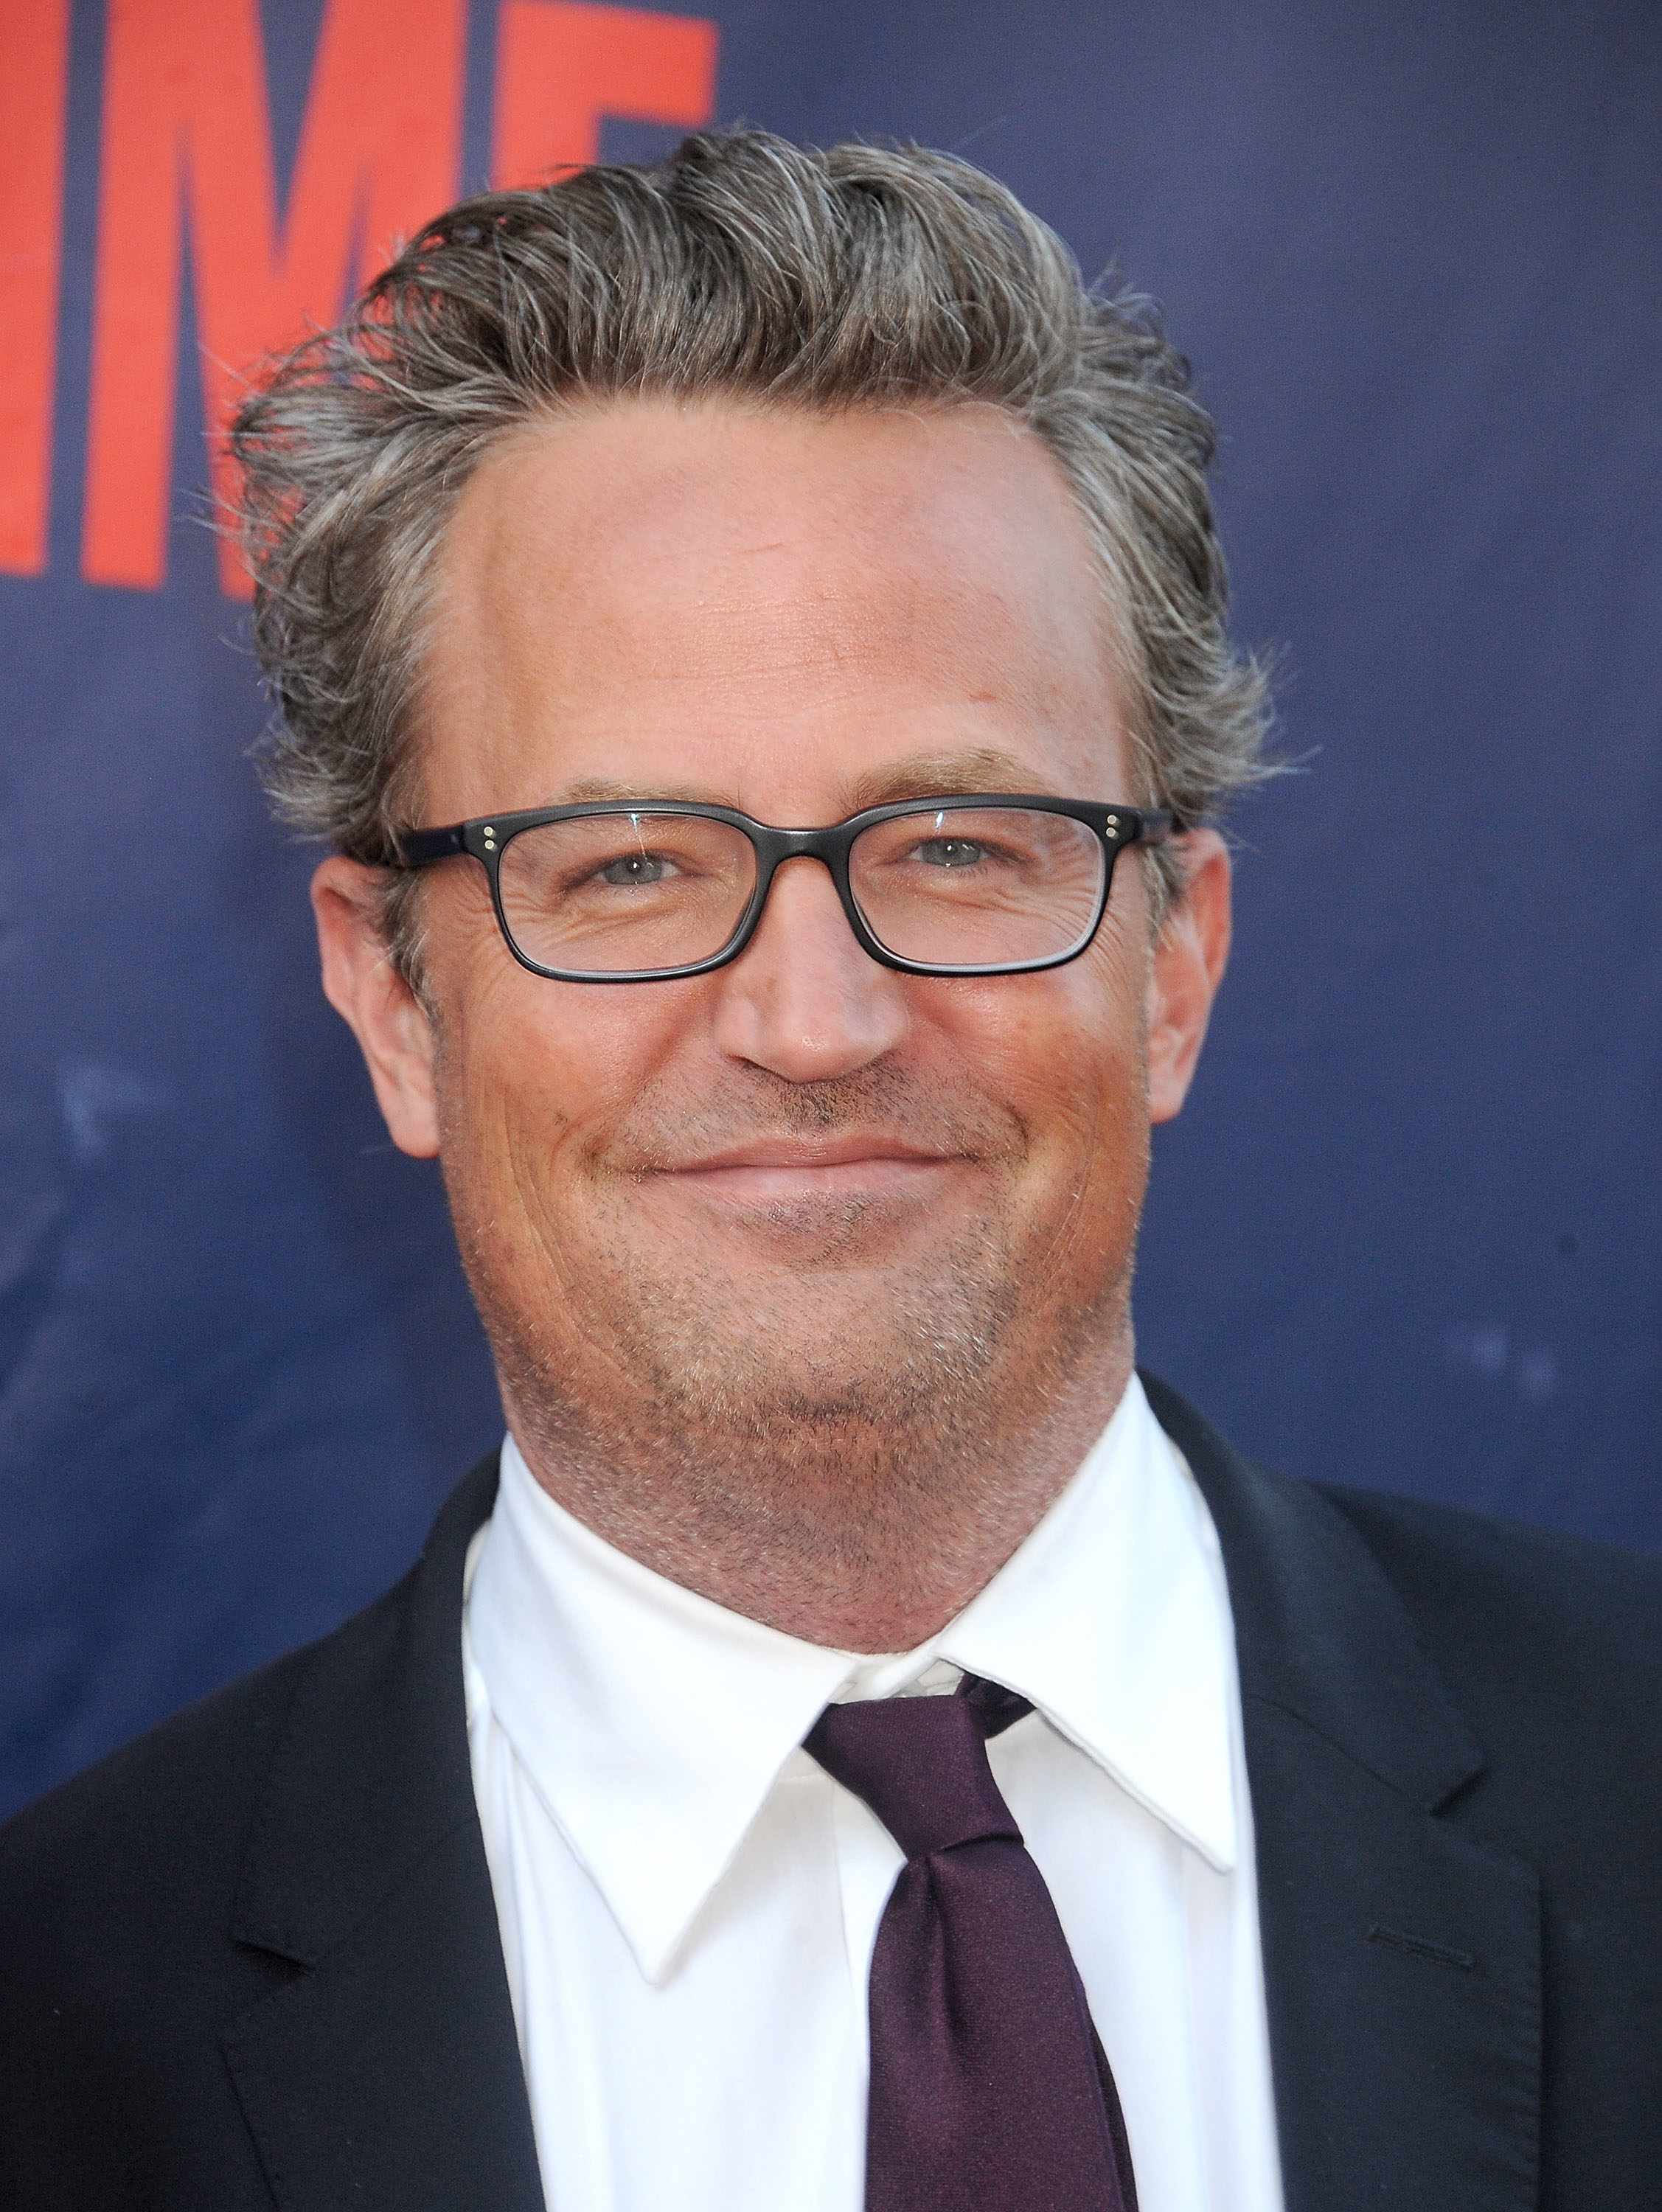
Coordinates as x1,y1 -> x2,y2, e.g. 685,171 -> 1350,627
640,1134 -> 965,1203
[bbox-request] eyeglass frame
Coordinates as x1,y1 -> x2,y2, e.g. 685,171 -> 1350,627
392,793 -> 1175,984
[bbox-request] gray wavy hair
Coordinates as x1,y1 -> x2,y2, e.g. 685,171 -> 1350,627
232,128 -> 1270,951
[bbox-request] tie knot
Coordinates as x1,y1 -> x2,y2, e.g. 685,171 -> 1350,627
804,1681 -> 1029,1861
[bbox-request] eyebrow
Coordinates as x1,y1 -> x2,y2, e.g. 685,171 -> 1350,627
546,748 -> 1050,815
552,776 -> 720,805
843,748 -> 1044,809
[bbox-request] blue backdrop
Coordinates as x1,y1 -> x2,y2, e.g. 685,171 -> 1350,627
3,0 -> 1658,1819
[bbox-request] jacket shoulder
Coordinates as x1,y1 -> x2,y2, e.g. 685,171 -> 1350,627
1313,1482 -> 1662,1812
0,1455 -> 501,2211
0,1571 -> 403,1905
1314,1483 -> 1662,2203
0,1543 -> 458,2211
0,1453 -> 501,1918
1,1645 -> 297,1915
0,1552 -> 434,2084
1315,1483 -> 1662,1697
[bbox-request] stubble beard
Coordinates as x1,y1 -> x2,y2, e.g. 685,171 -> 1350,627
449,1061 -> 1145,1647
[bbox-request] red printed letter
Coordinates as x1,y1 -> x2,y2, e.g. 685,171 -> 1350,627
0,0 -> 72,577
82,0 -> 466,596
493,1 -> 717,189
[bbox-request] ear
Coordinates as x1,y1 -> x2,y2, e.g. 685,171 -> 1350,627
1146,830 -> 1232,1126
311,856 -> 441,1159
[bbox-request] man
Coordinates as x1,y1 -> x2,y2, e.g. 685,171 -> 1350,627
1,131 -> 1657,2212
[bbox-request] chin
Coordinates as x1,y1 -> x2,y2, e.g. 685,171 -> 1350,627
628,1179 -> 978,1275
596,1251 -> 1022,1430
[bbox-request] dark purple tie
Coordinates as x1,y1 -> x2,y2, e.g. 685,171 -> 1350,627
805,1674 -> 1138,2212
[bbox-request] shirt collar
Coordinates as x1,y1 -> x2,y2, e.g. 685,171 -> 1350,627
934,1377 -> 1239,1874
465,1374 -> 1239,1982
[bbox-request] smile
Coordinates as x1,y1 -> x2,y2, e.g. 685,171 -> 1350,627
642,1137 -> 964,1201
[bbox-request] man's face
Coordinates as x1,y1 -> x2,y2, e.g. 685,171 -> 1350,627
316,397 -> 1228,1624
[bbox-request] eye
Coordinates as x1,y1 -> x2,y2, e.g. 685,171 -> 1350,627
914,837 -> 987,869
597,852 -> 675,886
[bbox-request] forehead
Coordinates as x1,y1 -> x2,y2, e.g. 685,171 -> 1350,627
423,397 -> 1127,815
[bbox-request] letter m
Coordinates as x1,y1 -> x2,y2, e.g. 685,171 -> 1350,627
82,0 -> 465,597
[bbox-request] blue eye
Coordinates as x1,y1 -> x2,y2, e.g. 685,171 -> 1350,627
915,838 -> 986,869
598,853 -> 672,886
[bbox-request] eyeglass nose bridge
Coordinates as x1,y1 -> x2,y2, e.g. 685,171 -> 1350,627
726,817 -> 875,969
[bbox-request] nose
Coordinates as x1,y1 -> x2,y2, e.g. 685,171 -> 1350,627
708,855 -> 911,1082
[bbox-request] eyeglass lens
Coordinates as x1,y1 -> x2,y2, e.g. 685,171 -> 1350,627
494,807 -> 1109,975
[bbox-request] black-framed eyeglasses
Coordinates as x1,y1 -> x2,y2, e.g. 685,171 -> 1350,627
394,795 -> 1173,983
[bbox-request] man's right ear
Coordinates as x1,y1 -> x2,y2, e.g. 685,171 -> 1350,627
311,856 -> 441,1159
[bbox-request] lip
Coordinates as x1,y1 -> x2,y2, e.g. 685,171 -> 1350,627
654,1135 -> 959,1174
641,1134 -> 964,1198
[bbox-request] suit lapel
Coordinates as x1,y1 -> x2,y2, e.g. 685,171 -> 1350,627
1144,1374 -> 1542,2212
220,1455 -> 545,2212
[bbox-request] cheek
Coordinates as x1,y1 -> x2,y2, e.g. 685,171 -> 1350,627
437,951 -> 694,1208
921,934 -> 1149,1164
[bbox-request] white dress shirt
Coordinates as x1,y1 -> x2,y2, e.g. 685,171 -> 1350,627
463,1375 -> 1285,2212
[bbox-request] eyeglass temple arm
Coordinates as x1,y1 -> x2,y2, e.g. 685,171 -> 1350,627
392,824 -> 470,869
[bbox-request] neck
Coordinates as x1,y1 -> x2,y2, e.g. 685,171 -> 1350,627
498,1324 -> 1136,1651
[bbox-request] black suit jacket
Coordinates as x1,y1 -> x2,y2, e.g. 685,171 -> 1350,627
3,1377 -> 1661,2209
